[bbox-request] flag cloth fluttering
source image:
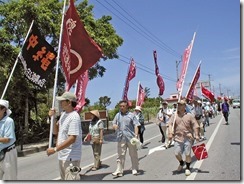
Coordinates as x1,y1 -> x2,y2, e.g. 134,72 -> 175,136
201,83 -> 215,102
136,83 -> 145,106
18,23 -> 57,88
176,32 -> 196,98
153,50 -> 165,96
122,58 -> 136,101
74,70 -> 89,113
186,62 -> 201,100
61,0 -> 102,91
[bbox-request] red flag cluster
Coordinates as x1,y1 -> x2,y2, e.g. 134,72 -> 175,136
201,83 -> 215,102
61,0 -> 102,91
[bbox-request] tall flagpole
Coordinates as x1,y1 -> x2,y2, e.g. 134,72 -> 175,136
48,0 -> 67,148
171,32 -> 196,138
136,81 -> 140,106
1,20 -> 34,100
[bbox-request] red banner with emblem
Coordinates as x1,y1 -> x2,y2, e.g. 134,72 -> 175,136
61,0 -> 102,91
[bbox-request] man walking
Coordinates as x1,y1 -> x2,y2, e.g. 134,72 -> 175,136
112,100 -> 140,176
222,97 -> 230,125
46,92 -> 82,180
168,100 -> 200,176
0,100 -> 17,180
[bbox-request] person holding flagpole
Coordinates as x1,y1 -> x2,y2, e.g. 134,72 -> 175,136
168,100 -> 200,176
46,92 -> 82,180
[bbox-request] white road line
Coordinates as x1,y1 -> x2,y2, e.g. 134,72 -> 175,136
53,128 -> 160,180
186,116 -> 224,180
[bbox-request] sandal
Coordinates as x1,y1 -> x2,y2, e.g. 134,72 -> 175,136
91,167 -> 97,171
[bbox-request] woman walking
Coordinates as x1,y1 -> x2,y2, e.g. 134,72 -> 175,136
84,110 -> 104,171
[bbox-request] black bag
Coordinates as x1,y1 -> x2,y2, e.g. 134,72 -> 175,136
195,115 -> 202,120
0,143 -> 15,162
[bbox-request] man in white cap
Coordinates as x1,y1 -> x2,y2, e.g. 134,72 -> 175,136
168,100 -> 200,176
0,99 -> 17,180
46,92 -> 82,180
193,100 -> 206,140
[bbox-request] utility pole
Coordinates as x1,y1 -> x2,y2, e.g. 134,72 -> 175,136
176,60 -> 181,82
212,85 -> 215,94
208,74 -> 212,91
219,83 -> 222,96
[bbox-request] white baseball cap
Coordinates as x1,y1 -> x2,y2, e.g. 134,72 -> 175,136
0,99 -> 12,116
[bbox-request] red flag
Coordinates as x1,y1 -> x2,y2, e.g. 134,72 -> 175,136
186,62 -> 201,100
153,50 -> 159,75
61,0 -> 102,91
157,74 -> 165,96
136,83 -> 145,106
74,70 -> 89,113
176,42 -> 193,92
127,58 -> 136,81
201,83 -> 215,102
122,59 -> 136,101
153,50 -> 165,96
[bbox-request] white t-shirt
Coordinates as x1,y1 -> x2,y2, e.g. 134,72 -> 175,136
57,111 -> 82,161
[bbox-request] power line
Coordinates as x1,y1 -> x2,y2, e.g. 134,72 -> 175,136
95,0 -> 181,58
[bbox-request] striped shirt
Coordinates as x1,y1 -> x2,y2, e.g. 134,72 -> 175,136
57,111 -> 82,161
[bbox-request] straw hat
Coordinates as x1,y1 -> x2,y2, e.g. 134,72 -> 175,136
0,99 -> 12,116
135,106 -> 142,111
90,110 -> 100,119
177,100 -> 186,105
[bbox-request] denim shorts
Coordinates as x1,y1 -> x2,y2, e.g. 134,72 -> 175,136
174,138 -> 193,156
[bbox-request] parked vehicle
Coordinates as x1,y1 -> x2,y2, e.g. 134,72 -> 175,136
232,99 -> 240,108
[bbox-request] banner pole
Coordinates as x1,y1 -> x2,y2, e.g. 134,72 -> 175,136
172,32 -> 196,133
48,0 -> 67,148
1,20 -> 34,100
136,81 -> 140,106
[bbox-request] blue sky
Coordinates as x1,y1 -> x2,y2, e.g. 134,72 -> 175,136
80,0 -> 240,109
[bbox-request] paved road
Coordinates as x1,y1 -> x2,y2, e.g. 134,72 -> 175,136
16,108 -> 241,181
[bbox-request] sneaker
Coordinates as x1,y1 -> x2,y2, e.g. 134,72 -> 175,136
91,167 -> 97,171
185,169 -> 191,176
112,171 -> 123,177
132,169 -> 138,175
177,165 -> 183,172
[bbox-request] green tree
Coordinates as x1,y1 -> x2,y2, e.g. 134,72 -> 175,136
0,0 -> 123,144
98,96 -> 111,109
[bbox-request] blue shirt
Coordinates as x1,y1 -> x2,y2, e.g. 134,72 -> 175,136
0,115 -> 16,151
113,111 -> 140,142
